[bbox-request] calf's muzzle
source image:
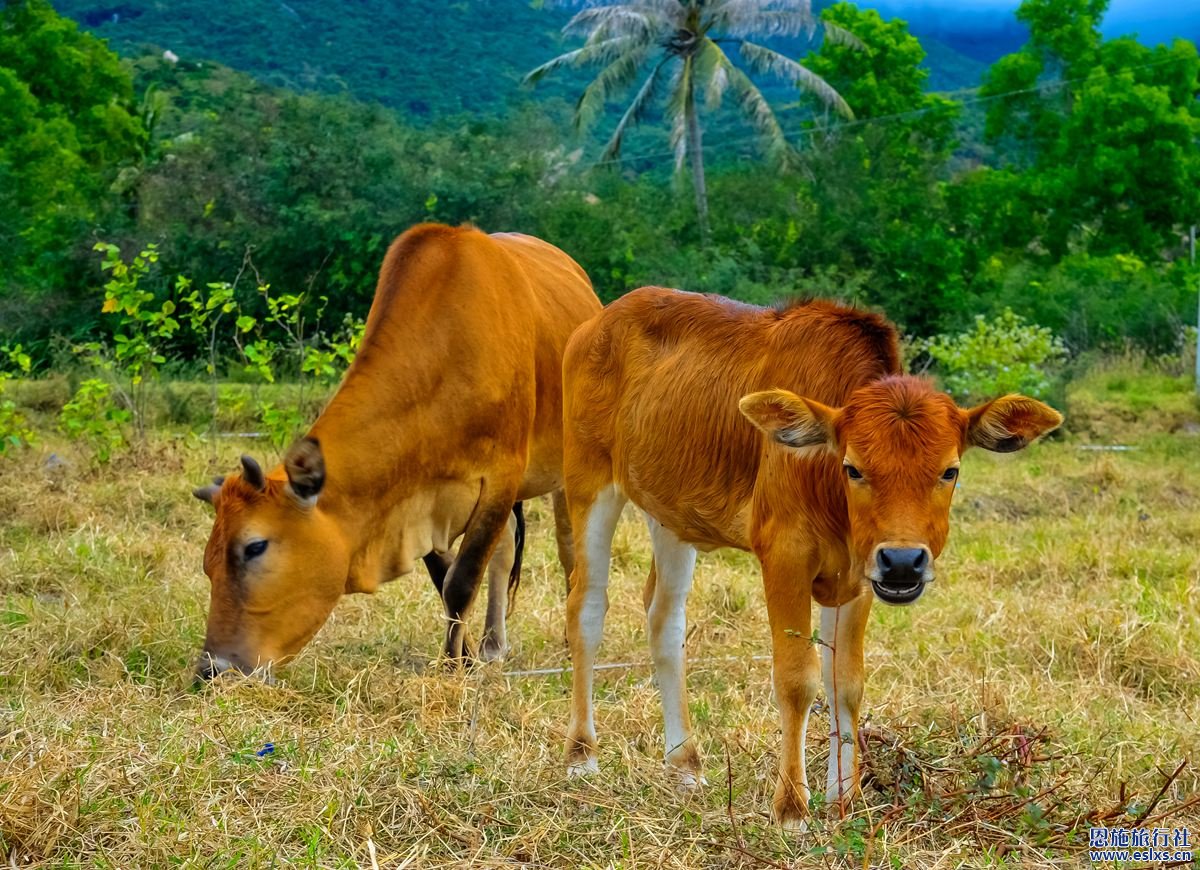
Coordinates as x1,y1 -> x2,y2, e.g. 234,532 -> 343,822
871,545 -> 932,605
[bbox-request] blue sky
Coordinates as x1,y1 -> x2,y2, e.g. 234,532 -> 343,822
871,0 -> 1199,44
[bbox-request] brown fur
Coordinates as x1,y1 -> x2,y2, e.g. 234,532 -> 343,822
560,288 -> 1062,826
195,224 -> 600,675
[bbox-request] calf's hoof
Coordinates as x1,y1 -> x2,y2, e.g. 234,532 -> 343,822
567,757 -> 599,777
670,768 -> 707,793
772,780 -> 812,834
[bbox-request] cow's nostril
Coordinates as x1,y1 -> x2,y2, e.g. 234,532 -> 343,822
876,547 -> 929,587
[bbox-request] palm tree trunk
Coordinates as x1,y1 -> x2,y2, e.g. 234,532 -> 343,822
684,70 -> 711,243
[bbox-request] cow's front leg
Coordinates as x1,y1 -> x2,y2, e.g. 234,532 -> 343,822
761,550 -> 821,831
819,589 -> 871,813
480,506 -> 519,662
441,482 -> 519,665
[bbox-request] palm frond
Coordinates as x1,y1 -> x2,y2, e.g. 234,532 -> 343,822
664,56 -> 694,172
709,44 -> 793,166
821,20 -> 865,51
574,43 -> 654,133
693,37 -> 732,110
601,58 -> 672,161
525,36 -> 646,84
738,40 -> 853,118
563,6 -> 658,40
710,6 -> 817,40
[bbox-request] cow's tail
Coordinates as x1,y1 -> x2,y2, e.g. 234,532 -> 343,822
507,501 -> 526,613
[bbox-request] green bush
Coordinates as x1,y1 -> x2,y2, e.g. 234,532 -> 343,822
59,378 -> 130,463
918,309 -> 1066,404
0,345 -> 36,455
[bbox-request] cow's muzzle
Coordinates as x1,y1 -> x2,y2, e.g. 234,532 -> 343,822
194,651 -> 269,684
870,545 -> 933,605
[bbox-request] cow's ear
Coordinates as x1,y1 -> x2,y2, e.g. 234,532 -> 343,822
284,437 -> 326,503
965,395 -> 1063,453
740,389 -> 837,453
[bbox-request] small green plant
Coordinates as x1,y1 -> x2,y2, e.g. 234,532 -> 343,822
59,378 -> 130,463
0,344 -> 36,455
259,402 -> 306,452
181,277 -> 238,454
93,243 -> 181,438
302,313 -> 366,383
917,309 -> 1066,404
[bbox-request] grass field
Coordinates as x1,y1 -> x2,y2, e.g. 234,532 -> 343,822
2,366 -> 1199,868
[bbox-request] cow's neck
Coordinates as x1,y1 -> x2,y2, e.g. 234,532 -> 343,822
296,306 -> 473,594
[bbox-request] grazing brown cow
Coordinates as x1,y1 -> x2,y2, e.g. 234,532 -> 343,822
192,224 -> 600,678
560,288 -> 1062,828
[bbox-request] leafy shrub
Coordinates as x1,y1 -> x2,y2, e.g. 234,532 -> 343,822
59,378 -> 130,463
0,344 -> 35,455
917,309 -> 1066,404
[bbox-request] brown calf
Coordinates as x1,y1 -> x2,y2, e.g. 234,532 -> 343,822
561,288 -> 1061,828
192,224 -> 600,677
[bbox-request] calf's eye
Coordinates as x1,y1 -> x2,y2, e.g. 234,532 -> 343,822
941,467 -> 959,482
244,540 -> 269,560
844,465 -> 863,481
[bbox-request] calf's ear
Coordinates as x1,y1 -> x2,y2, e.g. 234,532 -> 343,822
965,395 -> 1063,453
284,437 -> 326,503
739,389 -> 837,453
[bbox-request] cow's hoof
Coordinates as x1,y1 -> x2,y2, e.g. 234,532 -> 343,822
567,757 -> 599,778
479,640 -> 507,663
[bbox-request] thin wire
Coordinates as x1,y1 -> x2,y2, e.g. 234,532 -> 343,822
581,52 -> 1194,170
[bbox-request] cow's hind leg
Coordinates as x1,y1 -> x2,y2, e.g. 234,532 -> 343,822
644,515 -> 702,788
820,590 -> 871,813
441,483 -> 519,666
564,482 -> 626,775
480,508 -> 519,662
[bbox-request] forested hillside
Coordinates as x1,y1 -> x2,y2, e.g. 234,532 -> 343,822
54,0 -> 994,115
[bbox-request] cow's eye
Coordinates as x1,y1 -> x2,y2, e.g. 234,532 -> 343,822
844,464 -> 863,481
941,467 -> 959,482
244,540 -> 269,560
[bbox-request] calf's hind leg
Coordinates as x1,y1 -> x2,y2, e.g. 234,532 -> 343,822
564,483 -> 626,775
644,515 -> 703,787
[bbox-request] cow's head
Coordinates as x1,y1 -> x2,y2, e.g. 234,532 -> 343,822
191,438 -> 348,680
740,376 -> 1062,605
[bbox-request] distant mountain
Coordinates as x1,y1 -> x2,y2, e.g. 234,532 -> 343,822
52,0 -> 1198,121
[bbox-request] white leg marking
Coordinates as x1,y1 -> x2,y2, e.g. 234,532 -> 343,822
644,514 -> 701,785
566,485 -> 625,777
820,605 -> 857,803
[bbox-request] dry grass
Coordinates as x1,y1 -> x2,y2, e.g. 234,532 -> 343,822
2,373 -> 1199,868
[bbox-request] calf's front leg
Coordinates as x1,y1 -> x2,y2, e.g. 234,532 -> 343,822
819,589 -> 871,813
761,551 -> 821,831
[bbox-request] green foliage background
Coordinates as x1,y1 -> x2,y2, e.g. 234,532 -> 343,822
1,0 -> 1198,371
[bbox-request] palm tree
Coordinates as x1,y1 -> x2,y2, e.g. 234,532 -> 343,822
526,0 -> 860,240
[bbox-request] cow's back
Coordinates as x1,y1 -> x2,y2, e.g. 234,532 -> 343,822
563,288 -> 901,549
314,224 -> 598,500
489,231 -> 601,497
